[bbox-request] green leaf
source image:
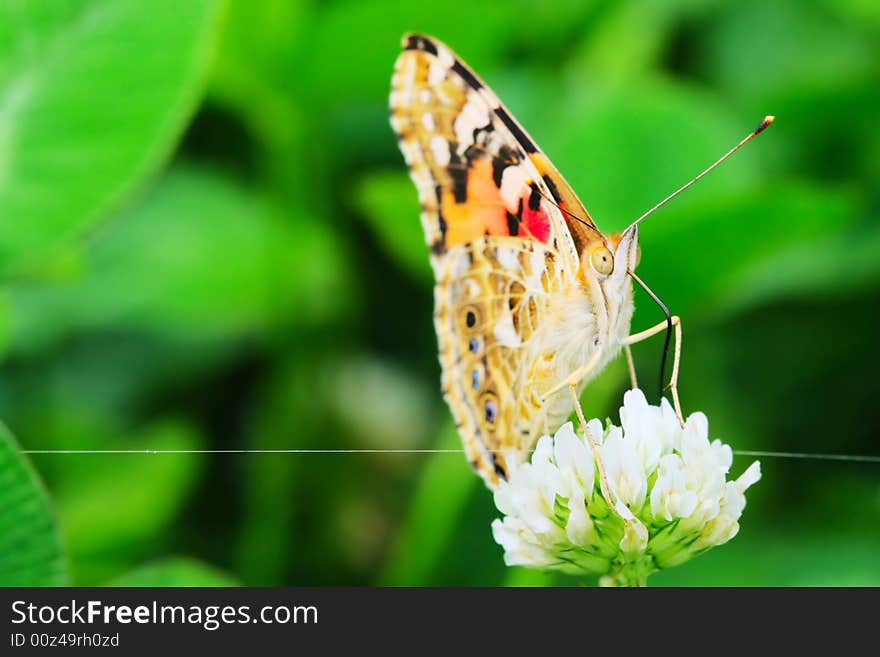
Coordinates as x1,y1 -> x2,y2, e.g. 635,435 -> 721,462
634,184 -> 860,323
0,0 -> 224,278
54,420 -> 204,584
698,1 -> 880,183
300,0 -> 520,107
719,222 -> 880,317
820,0 -> 880,31
0,422 -> 66,585
209,0 -> 310,198
109,558 -> 238,587
702,0 -> 876,101
355,171 -> 432,285
379,422 -> 478,585
567,0 -> 678,79
542,77 -> 760,230
651,529 -> 880,586
234,355 -> 315,586
6,166 -> 351,354
503,567 -> 556,587
211,0 -> 306,117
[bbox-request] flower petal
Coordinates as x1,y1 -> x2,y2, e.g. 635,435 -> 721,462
490,389 -> 759,581
735,461 -> 762,493
553,422 -> 595,498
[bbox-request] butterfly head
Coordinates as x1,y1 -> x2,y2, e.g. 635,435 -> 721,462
580,225 -> 639,321
582,223 -> 638,278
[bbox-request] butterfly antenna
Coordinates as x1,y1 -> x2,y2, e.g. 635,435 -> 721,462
530,183 -> 604,238
627,116 -> 775,230
628,268 -> 672,402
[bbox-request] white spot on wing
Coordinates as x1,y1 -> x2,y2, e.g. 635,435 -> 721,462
419,210 -> 439,240
428,61 -> 446,85
500,165 -> 529,212
465,278 -> 480,298
454,94 -> 491,146
437,47 -> 455,68
528,249 -> 545,287
496,247 -> 519,271
451,250 -> 471,277
429,135 -> 451,166
399,140 -> 419,166
421,113 -> 436,131
402,56 -> 417,86
493,312 -> 522,348
390,114 -> 406,133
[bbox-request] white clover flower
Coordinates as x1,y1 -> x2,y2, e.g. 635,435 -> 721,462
491,389 -> 761,586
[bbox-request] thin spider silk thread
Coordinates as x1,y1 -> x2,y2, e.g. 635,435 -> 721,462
17,448 -> 880,463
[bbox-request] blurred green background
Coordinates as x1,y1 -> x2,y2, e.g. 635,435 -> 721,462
1,0 -> 879,587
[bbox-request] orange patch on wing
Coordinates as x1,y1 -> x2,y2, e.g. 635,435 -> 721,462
444,158 -> 510,246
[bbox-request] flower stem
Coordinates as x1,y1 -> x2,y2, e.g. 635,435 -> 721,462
601,561 -> 652,587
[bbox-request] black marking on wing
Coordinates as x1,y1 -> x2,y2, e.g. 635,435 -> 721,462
449,162 -> 469,204
404,34 -> 438,55
506,211 -> 520,236
431,184 -> 447,254
463,143 -> 484,163
437,209 -> 448,245
492,160 -> 506,188
470,120 -> 494,152
491,453 -> 507,479
492,144 -> 522,188
452,60 -> 483,91
505,197 -> 523,235
450,148 -> 471,203
542,174 -> 562,202
494,107 -> 537,153
528,182 -> 541,211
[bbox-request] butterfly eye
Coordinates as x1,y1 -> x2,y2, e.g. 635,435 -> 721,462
590,247 -> 614,276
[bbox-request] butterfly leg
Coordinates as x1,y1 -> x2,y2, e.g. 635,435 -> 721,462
623,344 -> 638,390
540,353 -> 621,514
544,351 -> 634,516
622,316 -> 684,426
541,350 -> 603,399
568,384 -> 618,512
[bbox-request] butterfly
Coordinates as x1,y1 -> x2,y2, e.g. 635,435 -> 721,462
389,33 -> 769,488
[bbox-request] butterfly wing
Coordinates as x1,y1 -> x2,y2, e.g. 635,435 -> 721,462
390,34 -> 601,486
